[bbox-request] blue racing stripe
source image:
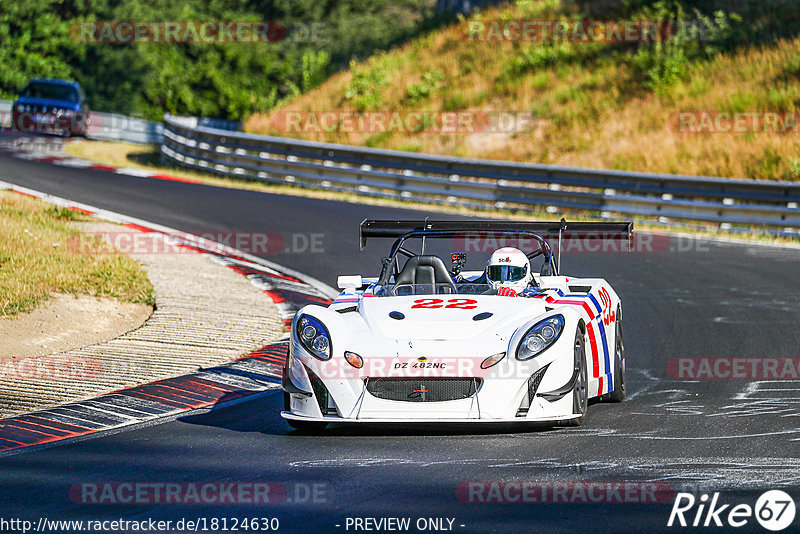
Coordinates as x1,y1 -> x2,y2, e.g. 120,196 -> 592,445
596,317 -> 611,383
587,293 -> 604,316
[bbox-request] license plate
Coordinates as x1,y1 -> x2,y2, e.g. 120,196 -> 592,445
33,113 -> 54,124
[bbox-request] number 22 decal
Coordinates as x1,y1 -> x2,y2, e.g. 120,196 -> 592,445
598,287 -> 616,325
411,298 -> 478,310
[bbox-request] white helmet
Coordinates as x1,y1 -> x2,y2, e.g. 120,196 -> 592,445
486,247 -> 532,293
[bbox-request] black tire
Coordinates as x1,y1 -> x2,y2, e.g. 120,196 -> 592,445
283,392 -> 328,433
564,328 -> 588,426
604,306 -> 626,403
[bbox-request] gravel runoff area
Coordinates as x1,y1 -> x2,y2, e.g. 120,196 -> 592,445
0,221 -> 285,418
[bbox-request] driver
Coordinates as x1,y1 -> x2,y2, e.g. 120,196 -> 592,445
486,247 -> 534,297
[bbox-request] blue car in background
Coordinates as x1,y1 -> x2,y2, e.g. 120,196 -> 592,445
12,79 -> 90,137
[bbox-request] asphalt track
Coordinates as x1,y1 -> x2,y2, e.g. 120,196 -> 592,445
1,141 -> 800,533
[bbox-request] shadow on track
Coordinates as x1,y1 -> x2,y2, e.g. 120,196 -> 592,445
176,389 -> 595,438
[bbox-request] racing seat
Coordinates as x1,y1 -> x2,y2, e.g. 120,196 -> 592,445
394,255 -> 457,295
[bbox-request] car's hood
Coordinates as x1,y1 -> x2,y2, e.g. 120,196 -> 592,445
358,295 -> 546,341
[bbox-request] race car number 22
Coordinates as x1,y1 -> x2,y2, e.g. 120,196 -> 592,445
411,298 -> 478,309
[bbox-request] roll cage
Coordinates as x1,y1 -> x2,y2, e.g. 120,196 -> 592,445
359,219 -> 633,287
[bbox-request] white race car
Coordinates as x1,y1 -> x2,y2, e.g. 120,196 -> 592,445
282,220 -> 629,431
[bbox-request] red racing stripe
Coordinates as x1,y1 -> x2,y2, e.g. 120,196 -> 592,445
552,299 -> 596,320
586,322 -> 600,379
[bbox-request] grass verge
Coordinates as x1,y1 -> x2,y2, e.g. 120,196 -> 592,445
245,1 -> 800,182
0,189 -> 155,317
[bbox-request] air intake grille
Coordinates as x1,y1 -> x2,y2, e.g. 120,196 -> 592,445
307,368 -> 337,415
365,378 -> 481,402
517,364 -> 550,417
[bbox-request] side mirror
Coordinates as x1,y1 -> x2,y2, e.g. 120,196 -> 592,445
337,275 -> 363,290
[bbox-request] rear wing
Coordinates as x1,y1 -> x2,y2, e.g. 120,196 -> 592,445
359,219 -> 633,250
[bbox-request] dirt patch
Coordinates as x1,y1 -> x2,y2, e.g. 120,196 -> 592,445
0,294 -> 152,360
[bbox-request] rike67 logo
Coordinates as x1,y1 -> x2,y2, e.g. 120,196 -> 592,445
668,490 -> 796,531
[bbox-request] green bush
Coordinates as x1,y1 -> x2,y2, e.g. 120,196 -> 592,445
630,3 -> 741,95
345,58 -> 388,111
405,70 -> 444,104
0,0 -> 437,119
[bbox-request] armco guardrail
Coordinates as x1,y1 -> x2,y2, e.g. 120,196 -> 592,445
0,100 -> 11,128
1,98 -> 161,144
88,111 -> 162,144
161,114 -> 800,231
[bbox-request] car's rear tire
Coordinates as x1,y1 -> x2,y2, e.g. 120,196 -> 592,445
283,392 -> 328,433
604,306 -> 626,403
564,328 -> 588,426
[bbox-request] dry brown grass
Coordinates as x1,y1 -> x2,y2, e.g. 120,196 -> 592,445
0,190 -> 155,316
245,2 -> 800,181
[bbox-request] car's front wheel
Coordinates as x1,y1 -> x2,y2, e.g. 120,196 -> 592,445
604,306 -> 626,403
563,328 -> 588,426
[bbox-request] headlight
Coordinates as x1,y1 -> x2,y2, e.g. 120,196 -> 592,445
516,315 -> 565,361
480,352 -> 506,369
296,314 -> 331,360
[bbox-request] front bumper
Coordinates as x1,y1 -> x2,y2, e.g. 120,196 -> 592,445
280,411 -> 582,424
11,111 -> 86,135
283,306 -> 584,423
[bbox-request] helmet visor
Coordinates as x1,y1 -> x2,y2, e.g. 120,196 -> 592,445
487,265 -> 527,283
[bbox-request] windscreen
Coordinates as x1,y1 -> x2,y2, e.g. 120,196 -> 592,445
22,83 -> 79,103
374,283 -> 490,296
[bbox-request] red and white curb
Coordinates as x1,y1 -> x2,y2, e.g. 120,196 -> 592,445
0,181 -> 336,454
0,133 -> 201,184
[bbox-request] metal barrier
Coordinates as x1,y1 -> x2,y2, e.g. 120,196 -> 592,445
160,114 -> 800,231
88,111 -> 163,144
0,100 -> 11,128
1,98 -> 163,144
